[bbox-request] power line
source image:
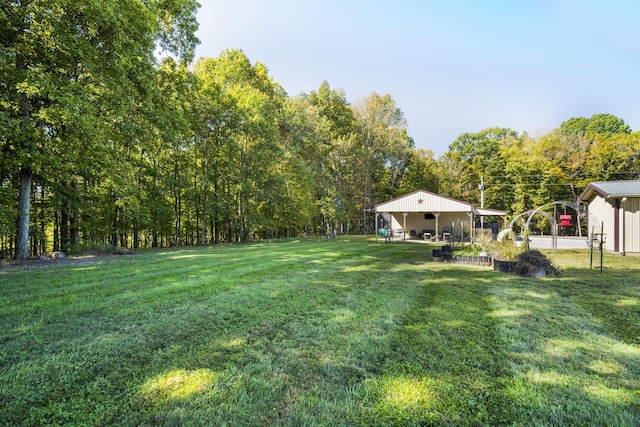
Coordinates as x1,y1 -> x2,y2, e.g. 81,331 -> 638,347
482,171 -> 640,180
482,183 -> 576,187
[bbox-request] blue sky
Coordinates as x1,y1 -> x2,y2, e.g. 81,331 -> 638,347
194,0 -> 640,156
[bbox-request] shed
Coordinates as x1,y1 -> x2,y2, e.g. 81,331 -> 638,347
375,190 -> 507,242
578,180 -> 640,254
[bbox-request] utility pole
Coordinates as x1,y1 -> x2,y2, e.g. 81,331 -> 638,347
479,176 -> 485,228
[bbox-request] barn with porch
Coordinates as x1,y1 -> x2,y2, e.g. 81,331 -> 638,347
375,190 -> 507,243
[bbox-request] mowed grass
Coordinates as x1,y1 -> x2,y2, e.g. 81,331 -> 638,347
0,237 -> 638,426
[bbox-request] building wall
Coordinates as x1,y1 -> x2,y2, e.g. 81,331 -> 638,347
587,195 -> 616,252
587,195 -> 640,253
387,212 -> 473,241
622,197 -> 640,253
376,190 -> 473,213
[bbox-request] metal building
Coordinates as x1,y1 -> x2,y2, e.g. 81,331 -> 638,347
374,190 -> 507,242
578,180 -> 640,254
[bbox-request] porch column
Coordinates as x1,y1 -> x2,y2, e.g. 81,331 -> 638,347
467,212 -> 474,244
614,199 -> 620,253
434,212 -> 441,242
620,198 -> 627,255
402,212 -> 408,241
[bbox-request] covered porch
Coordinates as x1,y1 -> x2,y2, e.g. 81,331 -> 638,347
375,190 -> 507,243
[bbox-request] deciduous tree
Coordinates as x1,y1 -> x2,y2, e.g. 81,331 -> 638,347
442,127 -> 517,210
1,0 -> 199,258
352,92 -> 413,232
397,148 -> 439,195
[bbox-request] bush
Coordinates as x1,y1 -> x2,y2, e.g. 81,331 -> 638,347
513,250 -> 560,277
491,238 -> 525,261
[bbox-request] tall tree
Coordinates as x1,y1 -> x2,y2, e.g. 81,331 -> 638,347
587,132 -> 640,181
397,148 -> 439,195
1,0 -> 199,258
442,127 -> 518,209
499,133 -> 552,215
306,81 -> 356,235
153,59 -> 193,246
560,113 -> 630,138
352,92 -> 413,232
280,96 -> 328,234
535,129 -> 591,200
193,50 -> 285,242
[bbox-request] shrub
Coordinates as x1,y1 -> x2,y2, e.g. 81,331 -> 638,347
491,238 -> 525,261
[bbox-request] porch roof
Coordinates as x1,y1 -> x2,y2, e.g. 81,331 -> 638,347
375,190 -> 507,217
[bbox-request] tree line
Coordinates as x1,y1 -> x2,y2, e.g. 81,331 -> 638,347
440,115 -> 639,217
2,2 -> 638,258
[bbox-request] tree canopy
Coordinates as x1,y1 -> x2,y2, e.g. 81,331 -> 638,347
0,4 -> 636,257
560,113 -> 631,138
1,0 -> 198,258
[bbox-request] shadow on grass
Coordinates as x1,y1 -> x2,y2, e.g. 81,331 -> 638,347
1,239 -> 639,425
488,274 -> 640,426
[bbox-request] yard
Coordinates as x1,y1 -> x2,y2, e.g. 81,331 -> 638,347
1,237 -> 638,426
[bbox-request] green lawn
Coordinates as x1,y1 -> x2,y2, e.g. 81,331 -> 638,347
1,237 -> 638,426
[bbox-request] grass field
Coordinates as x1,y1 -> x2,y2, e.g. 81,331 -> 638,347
1,236 -> 639,426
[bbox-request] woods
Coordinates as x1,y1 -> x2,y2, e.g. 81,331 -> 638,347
2,3 -> 639,258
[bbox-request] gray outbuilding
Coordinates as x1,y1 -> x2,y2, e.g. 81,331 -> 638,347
578,180 -> 640,254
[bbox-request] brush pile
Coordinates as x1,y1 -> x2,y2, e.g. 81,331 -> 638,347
513,250 -> 561,277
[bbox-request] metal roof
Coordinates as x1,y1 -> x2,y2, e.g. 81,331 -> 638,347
578,180 -> 640,203
475,207 -> 508,217
375,190 -> 507,216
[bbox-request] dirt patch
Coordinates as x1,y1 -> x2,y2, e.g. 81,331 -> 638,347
0,254 -> 114,272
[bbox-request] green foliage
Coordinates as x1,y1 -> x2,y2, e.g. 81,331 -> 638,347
491,234 -> 526,261
1,0 -> 200,257
305,81 -> 358,234
587,132 -> 640,181
441,127 -> 518,210
192,50 -> 286,242
397,148 -> 439,195
1,2 -> 639,256
353,92 -> 414,231
560,113 -> 631,138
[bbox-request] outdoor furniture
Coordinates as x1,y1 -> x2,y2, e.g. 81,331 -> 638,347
423,232 -> 433,241
441,245 -> 453,261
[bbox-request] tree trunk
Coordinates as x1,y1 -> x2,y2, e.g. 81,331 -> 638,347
111,205 -> 119,247
226,176 -> 232,242
15,31 -> 33,259
363,156 -> 370,234
242,161 -> 251,241
60,196 -> 69,252
200,138 -> 208,246
213,167 -> 219,244
201,178 -> 208,245
38,186 -> 46,255
53,211 -> 60,252
15,166 -> 33,259
173,158 -> 181,246
71,181 -> 80,247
